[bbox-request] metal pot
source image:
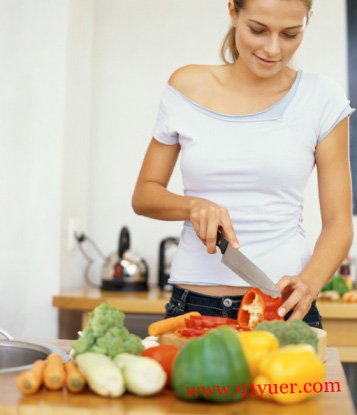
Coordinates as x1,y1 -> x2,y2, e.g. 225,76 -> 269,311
0,328 -> 69,374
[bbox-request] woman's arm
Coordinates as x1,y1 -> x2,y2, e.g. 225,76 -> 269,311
132,138 -> 239,252
277,117 -> 353,320
132,138 -> 190,220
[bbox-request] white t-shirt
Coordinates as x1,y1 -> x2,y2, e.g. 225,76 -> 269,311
152,70 -> 355,286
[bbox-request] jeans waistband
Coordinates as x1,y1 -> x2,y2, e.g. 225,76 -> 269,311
171,285 -> 244,307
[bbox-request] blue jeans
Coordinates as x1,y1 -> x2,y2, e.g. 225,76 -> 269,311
164,285 -> 323,328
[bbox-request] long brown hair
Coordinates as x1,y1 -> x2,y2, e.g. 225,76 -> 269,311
220,0 -> 313,63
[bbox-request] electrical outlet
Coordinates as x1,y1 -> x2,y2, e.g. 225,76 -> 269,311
68,217 -> 82,251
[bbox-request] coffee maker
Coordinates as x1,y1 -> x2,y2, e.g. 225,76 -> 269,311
158,237 -> 179,291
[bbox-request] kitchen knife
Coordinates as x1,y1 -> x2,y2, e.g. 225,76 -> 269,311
216,229 -> 281,298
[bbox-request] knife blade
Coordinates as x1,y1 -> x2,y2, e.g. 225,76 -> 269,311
216,229 -> 281,298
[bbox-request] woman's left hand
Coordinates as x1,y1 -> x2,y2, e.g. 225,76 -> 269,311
276,275 -> 316,320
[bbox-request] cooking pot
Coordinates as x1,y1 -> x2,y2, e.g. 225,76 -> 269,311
0,328 -> 69,374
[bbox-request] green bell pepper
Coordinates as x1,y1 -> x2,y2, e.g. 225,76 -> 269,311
321,275 -> 349,295
172,326 -> 250,403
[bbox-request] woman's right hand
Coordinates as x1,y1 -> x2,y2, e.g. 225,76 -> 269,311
189,198 -> 239,254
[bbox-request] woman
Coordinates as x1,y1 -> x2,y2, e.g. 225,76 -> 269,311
132,0 -> 354,328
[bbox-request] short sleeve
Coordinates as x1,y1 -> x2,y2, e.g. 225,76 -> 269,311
152,85 -> 179,145
317,76 -> 355,143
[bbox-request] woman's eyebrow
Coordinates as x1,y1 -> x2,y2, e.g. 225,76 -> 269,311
247,19 -> 303,30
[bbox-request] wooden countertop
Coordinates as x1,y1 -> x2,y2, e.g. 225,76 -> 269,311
53,287 -> 171,314
53,287 -> 357,317
0,340 -> 355,415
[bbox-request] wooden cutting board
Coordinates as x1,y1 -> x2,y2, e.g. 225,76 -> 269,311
159,327 -> 327,361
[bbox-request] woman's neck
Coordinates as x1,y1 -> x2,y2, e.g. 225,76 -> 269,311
226,60 -> 296,95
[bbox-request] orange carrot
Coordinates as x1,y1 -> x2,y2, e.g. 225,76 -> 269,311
43,353 -> 66,390
148,311 -> 201,336
16,360 -> 46,395
64,360 -> 86,393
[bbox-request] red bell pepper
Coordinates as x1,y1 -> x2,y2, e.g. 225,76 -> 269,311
237,288 -> 283,330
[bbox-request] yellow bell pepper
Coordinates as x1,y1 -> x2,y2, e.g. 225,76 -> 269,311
253,344 -> 326,404
238,331 -> 279,378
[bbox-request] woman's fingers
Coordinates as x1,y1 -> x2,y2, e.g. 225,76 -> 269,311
219,209 -> 239,249
189,199 -> 238,253
276,275 -> 314,318
198,208 -> 208,243
206,208 -> 220,253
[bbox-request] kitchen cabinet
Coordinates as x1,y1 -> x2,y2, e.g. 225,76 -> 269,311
0,341 -> 355,415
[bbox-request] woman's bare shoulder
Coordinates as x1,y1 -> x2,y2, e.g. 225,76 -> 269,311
168,64 -> 225,98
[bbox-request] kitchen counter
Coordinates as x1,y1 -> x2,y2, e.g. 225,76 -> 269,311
52,288 -> 357,362
0,340 -> 355,415
53,287 -> 171,315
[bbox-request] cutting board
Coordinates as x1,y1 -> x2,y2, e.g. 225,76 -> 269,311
159,327 -> 327,361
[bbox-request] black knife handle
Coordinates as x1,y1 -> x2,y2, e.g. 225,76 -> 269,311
216,228 -> 229,254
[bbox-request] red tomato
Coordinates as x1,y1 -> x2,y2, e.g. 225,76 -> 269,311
141,344 -> 179,388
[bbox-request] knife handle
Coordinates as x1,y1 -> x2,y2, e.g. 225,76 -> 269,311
216,228 -> 229,254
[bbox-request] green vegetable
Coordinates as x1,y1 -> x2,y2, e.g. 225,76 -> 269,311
72,303 -> 144,358
75,352 -> 125,397
114,353 -> 166,396
321,275 -> 349,295
254,320 -> 318,351
88,303 -> 124,337
172,326 -> 250,403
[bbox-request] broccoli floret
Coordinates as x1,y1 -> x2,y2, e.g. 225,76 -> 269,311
91,330 -> 126,357
122,333 -> 145,355
87,303 -> 124,337
253,319 -> 318,351
72,302 -> 144,358
72,328 -> 95,355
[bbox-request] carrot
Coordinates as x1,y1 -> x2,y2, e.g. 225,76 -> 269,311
16,360 -> 45,395
43,353 -> 66,390
148,311 -> 201,336
64,360 -> 86,393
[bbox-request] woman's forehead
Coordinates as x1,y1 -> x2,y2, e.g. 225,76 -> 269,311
239,0 -> 308,26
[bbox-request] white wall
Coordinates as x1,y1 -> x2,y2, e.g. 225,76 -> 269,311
60,0 -> 94,292
0,0 -> 68,337
87,0 -> 230,286
0,0 -> 351,338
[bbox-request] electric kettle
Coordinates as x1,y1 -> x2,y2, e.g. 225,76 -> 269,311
101,227 -> 149,291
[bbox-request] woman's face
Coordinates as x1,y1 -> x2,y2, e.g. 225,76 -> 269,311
230,0 -> 309,77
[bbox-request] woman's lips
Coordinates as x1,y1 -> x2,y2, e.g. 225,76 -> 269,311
254,54 -> 280,67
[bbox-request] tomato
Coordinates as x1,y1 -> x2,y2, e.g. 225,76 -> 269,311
141,344 -> 179,388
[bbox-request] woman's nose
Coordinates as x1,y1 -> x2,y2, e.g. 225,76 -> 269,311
263,36 -> 281,58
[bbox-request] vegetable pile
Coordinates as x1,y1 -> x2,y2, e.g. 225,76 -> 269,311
15,299 -> 327,406
72,303 -> 144,357
17,303 -> 169,398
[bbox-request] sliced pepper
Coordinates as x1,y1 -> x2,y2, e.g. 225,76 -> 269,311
174,327 -> 207,338
185,316 -> 237,329
238,288 -> 283,330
